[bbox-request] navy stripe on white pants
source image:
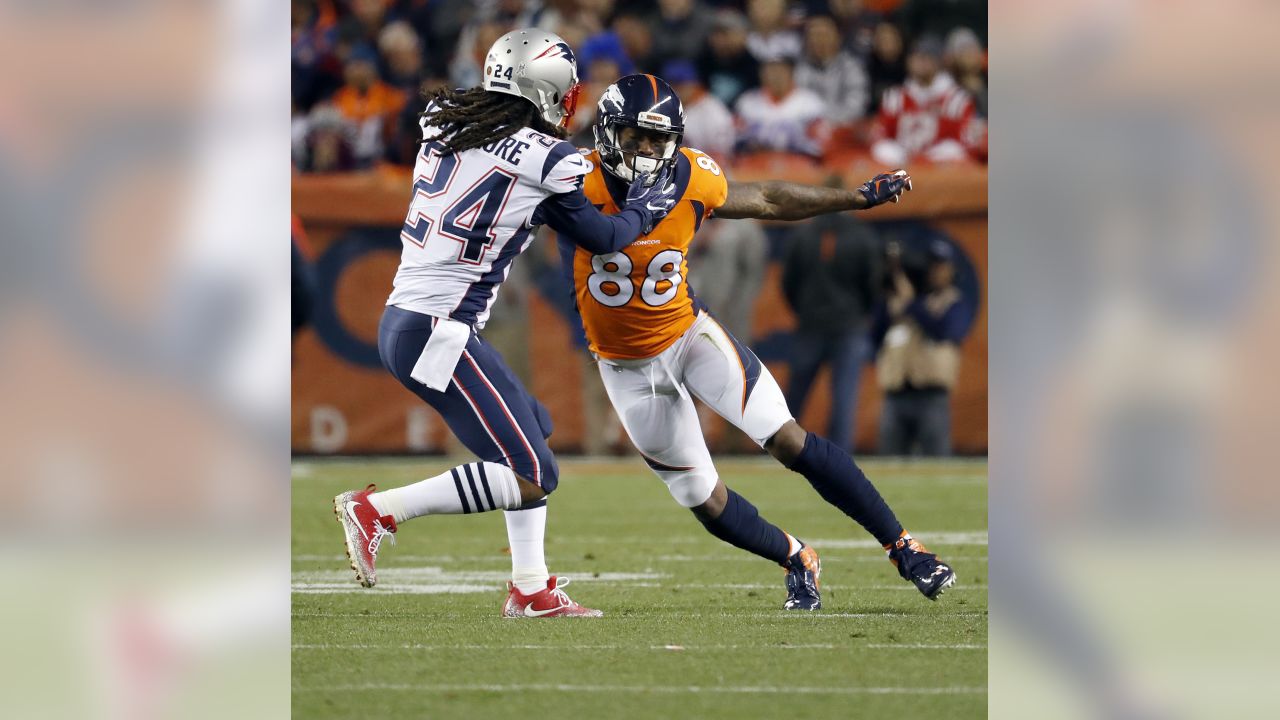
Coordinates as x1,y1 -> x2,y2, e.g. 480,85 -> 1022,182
378,305 -> 559,492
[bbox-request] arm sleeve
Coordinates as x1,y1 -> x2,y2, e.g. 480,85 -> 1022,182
693,150 -> 730,215
532,188 -> 653,255
541,142 -> 594,194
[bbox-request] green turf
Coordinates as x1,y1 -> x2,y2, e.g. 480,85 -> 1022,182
292,456 -> 988,719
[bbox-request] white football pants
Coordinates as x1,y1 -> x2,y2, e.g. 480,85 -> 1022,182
596,312 -> 793,507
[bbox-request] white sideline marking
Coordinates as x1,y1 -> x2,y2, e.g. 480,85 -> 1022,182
293,568 -> 663,582
294,643 -> 624,650
867,643 -> 987,649
292,568 -> 665,595
292,565 -> 984,595
772,612 -> 987,619
805,531 -> 987,549
688,583 -> 960,592
292,643 -> 843,651
293,554 -> 989,566
532,531 -> 987,547
292,580 -> 981,595
293,583 -> 496,595
293,610 -> 987,619
292,532 -> 985,566
650,553 -> 987,563
295,683 -> 986,696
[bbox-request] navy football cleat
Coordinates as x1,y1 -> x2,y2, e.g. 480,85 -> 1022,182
782,544 -> 822,611
887,533 -> 956,600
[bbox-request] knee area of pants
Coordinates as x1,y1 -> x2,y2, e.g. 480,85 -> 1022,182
667,473 -> 716,508
536,452 -> 559,489
769,425 -> 808,462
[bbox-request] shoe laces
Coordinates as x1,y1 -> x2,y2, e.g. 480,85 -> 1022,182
368,518 -> 396,556
548,576 -> 575,608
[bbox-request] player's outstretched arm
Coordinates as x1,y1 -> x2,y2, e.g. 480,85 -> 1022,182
716,170 -> 912,221
536,169 -> 679,254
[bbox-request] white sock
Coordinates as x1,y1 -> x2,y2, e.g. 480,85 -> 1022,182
369,461 -> 521,524
505,504 -> 550,595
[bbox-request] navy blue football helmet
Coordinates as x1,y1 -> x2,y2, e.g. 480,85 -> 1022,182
593,74 -> 686,182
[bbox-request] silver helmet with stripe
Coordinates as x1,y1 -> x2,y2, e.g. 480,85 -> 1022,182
482,29 -> 583,128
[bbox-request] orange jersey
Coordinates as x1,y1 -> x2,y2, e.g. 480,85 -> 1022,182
572,147 -> 729,360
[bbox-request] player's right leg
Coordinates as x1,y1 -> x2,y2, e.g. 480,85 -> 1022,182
596,356 -> 820,610
334,307 -> 536,587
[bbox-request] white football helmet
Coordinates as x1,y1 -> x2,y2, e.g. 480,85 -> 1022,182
482,29 -> 583,128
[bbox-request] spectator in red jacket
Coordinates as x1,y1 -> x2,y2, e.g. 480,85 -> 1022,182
870,35 -> 983,166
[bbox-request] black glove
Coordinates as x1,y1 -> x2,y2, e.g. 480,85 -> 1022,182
624,167 -> 679,233
858,169 -> 912,208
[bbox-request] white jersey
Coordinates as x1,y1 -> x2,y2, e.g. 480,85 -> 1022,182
387,115 -> 591,327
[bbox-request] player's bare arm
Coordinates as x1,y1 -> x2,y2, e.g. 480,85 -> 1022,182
716,170 -> 913,220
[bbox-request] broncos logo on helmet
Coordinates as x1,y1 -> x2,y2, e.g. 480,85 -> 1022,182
594,74 -> 686,182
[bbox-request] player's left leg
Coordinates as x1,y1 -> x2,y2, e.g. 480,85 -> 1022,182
336,308 -> 599,615
680,313 -> 956,600
460,334 -> 592,616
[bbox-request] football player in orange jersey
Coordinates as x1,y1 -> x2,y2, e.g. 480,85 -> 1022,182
566,74 -> 956,609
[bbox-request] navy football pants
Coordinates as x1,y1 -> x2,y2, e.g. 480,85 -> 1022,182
378,305 -> 559,492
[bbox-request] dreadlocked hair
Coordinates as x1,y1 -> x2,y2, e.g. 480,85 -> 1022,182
420,86 -> 566,155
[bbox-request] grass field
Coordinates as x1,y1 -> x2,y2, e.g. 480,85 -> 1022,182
292,456 -> 988,719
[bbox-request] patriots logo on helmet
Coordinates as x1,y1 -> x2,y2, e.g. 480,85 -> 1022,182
534,41 -> 575,64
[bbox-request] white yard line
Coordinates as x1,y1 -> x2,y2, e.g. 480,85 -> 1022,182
292,564 -> 985,595
292,579 -> 975,592
674,583 -> 956,591
291,643 -> 843,651
866,643 -> 987,649
293,554 -> 990,565
501,532 -> 989,547
292,581 -> 983,594
649,554 -> 988,563
804,531 -> 987,548
772,612 -> 988,619
294,682 -> 986,695
293,610 -> 987,619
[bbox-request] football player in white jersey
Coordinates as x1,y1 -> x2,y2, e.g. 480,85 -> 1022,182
333,29 -> 679,617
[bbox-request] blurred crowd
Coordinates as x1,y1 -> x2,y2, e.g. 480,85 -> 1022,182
292,0 -> 988,172
292,0 -> 985,456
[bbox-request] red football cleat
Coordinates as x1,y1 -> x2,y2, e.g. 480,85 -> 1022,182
334,485 -> 397,588
501,576 -> 603,618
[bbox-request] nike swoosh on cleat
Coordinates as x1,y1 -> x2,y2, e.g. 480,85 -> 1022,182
344,501 -> 368,541
523,604 -> 565,618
